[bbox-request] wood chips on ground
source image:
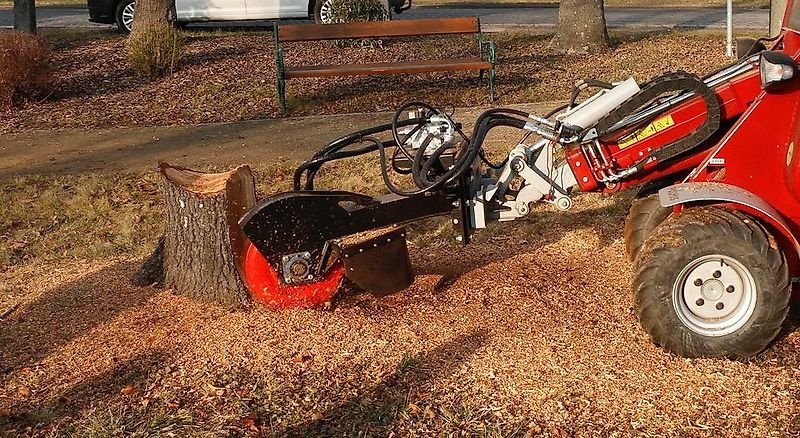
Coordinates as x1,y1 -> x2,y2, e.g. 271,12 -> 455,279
1,30 -> 731,133
1,192 -> 798,436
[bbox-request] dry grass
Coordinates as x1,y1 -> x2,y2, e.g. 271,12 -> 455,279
1,29 -> 732,133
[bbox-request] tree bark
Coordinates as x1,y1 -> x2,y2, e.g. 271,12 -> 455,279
134,162 -> 256,309
552,0 -> 609,54
13,0 -> 36,34
771,0 -> 788,37
131,0 -> 172,32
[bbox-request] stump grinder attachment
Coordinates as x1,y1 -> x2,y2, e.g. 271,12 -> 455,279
236,15 -> 800,358
237,65 -> 731,309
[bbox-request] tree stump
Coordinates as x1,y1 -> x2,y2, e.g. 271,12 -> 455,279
134,162 -> 256,308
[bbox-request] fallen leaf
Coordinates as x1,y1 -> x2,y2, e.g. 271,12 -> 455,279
17,386 -> 30,398
241,412 -> 259,430
292,353 -> 313,363
120,385 -> 138,396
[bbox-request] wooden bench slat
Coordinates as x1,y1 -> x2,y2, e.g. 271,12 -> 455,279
284,58 -> 491,78
278,17 -> 480,42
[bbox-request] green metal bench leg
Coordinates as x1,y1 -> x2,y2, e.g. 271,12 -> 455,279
273,25 -> 289,114
479,69 -> 484,85
277,74 -> 287,114
489,67 -> 496,102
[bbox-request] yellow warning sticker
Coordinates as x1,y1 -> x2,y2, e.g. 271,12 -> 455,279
617,115 -> 675,149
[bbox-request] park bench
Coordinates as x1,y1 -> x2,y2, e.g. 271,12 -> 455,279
273,17 -> 496,113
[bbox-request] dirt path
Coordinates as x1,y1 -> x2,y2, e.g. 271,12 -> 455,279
0,103 -> 553,179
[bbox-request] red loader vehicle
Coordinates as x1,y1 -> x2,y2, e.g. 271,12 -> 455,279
236,1 -> 800,358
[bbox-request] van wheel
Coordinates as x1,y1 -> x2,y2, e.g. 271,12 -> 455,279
634,207 -> 790,358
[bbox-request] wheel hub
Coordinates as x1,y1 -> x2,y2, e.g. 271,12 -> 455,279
673,254 -> 757,337
700,278 -> 725,301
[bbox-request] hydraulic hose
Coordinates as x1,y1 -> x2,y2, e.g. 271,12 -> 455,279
295,101 -> 532,197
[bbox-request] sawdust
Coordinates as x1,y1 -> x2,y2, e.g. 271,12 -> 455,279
1,192 -> 798,436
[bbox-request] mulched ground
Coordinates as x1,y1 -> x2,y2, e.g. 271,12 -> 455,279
3,28 -> 798,437
1,189 -> 799,436
1,29 -> 730,133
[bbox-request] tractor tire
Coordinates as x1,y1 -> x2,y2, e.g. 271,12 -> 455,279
634,207 -> 790,358
624,193 -> 671,261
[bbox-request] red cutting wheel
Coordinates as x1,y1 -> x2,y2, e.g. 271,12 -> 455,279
241,240 -> 345,309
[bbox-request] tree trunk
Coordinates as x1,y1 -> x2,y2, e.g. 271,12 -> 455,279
552,0 -> 609,54
131,0 -> 172,32
13,0 -> 36,34
771,0 -> 788,37
134,162 -> 256,309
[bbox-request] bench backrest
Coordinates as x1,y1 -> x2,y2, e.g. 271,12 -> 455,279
277,17 -> 481,43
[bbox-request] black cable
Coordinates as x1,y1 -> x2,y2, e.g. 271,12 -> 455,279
294,101 -> 533,197
391,101 -> 443,161
411,134 -> 435,189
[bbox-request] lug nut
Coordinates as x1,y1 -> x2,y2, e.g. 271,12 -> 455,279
696,298 -> 705,306
694,279 -> 703,286
726,285 -> 735,293
713,270 -> 722,279
716,302 -> 725,310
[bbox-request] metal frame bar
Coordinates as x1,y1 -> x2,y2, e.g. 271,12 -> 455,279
274,23 -> 288,114
478,28 -> 497,101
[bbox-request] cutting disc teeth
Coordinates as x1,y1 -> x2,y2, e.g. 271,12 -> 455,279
241,240 -> 345,309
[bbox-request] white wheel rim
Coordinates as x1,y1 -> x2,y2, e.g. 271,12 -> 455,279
122,2 -> 135,32
319,0 -> 333,23
672,254 -> 757,337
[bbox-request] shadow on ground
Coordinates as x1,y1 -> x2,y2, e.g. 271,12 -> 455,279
282,329 -> 492,435
0,261 -> 158,373
1,349 -> 168,431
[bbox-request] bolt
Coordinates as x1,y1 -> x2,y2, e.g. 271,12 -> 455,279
307,275 -> 314,280
456,235 -> 463,242
713,270 -> 722,279
716,302 -> 725,310
694,279 -> 703,286
582,176 -> 590,183
696,298 -> 705,306
726,285 -> 735,293
453,218 -> 459,225
452,200 -> 461,208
